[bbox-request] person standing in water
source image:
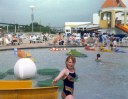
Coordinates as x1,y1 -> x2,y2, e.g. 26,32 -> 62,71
52,55 -> 76,99
96,53 -> 101,60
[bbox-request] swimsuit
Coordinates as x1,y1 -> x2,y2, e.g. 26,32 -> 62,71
61,72 -> 76,99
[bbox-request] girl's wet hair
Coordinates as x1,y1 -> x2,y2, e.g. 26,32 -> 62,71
66,55 -> 76,63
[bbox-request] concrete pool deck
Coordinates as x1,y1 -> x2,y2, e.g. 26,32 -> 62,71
0,38 -> 128,51
0,40 -> 83,51
0,42 -> 128,51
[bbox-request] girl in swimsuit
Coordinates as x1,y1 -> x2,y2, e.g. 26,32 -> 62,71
52,55 -> 76,99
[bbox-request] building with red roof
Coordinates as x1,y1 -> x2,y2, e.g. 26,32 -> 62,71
101,0 -> 126,8
99,0 -> 127,28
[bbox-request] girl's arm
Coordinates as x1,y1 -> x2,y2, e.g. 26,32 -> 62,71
52,68 -> 68,86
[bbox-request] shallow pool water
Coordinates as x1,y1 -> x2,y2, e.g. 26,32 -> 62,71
0,47 -> 128,99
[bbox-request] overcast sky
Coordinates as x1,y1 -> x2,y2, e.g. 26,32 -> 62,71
0,0 -> 128,27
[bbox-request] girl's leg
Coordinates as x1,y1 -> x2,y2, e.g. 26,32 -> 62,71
65,95 -> 74,99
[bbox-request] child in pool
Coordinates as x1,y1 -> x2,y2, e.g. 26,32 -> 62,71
52,55 -> 76,99
96,53 -> 101,61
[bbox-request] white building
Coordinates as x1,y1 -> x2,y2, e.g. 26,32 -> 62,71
65,22 -> 91,34
65,22 -> 101,35
93,13 -> 100,24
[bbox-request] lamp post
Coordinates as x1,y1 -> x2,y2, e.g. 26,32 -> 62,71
29,5 -> 35,33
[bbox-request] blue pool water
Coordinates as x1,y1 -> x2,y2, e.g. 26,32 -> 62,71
0,47 -> 128,99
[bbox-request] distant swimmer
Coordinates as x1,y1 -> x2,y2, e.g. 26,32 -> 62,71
95,53 -> 101,61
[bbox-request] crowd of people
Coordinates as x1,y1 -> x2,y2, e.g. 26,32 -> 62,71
0,31 -> 128,48
0,33 -> 50,46
0,34 -> 22,46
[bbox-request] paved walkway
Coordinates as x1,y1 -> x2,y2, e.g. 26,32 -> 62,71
0,38 -> 128,51
0,39 -> 82,51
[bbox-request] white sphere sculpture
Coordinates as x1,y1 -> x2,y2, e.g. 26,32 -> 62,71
14,58 -> 37,79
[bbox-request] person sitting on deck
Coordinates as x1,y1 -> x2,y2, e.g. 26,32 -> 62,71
85,44 -> 95,51
11,35 -> 19,45
57,32 -> 64,45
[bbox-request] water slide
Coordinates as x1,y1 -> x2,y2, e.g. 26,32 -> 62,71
115,24 -> 128,33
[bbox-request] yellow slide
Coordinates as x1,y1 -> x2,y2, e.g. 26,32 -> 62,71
115,24 -> 128,33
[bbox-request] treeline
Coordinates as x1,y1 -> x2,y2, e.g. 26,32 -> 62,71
0,22 -> 62,34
